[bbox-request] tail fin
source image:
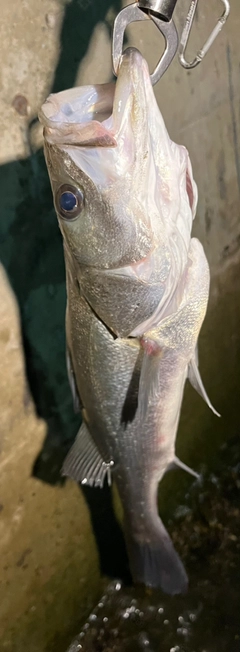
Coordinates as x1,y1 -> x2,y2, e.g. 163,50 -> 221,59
125,520 -> 188,595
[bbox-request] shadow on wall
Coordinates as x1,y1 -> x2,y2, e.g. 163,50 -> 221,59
0,0 -> 131,582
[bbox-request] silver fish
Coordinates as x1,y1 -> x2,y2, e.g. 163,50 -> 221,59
39,48 -> 219,595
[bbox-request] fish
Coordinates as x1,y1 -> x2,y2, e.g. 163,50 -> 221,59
39,47 -> 219,595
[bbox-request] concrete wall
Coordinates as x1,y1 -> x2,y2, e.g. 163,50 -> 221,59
0,1 -> 239,650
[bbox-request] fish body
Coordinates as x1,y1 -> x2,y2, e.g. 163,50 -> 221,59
39,48 -> 218,594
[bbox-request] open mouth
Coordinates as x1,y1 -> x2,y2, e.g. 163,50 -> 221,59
39,83 -> 115,128
38,48 -> 150,149
38,82 -> 117,148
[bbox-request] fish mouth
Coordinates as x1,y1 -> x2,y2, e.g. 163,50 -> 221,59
39,48 -> 152,149
39,81 -> 117,147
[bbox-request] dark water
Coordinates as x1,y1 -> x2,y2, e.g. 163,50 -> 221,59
67,438 -> 240,652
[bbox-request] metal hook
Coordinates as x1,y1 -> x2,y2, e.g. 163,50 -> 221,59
179,0 -> 230,69
112,2 -> 178,86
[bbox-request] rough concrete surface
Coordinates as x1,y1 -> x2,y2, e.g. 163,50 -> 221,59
0,265 -> 101,652
0,0 -> 239,650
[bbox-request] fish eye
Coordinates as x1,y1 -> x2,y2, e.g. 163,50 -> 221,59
55,184 -> 84,220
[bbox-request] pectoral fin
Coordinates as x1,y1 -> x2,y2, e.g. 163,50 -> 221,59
188,353 -> 220,417
62,422 -> 114,488
66,348 -> 81,413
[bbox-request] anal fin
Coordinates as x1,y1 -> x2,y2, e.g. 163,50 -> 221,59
62,422 -> 114,488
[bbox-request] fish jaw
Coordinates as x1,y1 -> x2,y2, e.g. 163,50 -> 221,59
39,47 -> 197,273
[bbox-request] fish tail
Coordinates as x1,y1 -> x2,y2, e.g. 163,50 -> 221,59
125,518 -> 188,595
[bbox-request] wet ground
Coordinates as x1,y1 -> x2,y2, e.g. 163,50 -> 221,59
66,438 -> 240,652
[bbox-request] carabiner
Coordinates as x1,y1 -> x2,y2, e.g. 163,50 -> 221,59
179,0 -> 230,69
112,2 -> 178,86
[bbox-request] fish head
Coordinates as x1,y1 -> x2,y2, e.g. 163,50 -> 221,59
39,48 -> 197,271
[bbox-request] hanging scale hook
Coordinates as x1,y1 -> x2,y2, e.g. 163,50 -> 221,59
112,0 -> 231,85
112,1 -> 179,86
